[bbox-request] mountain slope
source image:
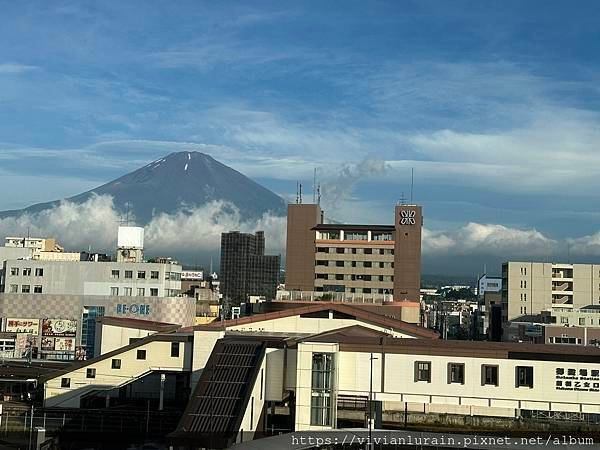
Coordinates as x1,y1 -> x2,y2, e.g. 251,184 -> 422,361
0,152 -> 286,223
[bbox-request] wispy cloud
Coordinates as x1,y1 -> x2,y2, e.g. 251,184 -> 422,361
0,63 -> 38,74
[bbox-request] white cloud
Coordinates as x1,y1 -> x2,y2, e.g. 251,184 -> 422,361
567,232 -> 600,257
423,222 -> 557,257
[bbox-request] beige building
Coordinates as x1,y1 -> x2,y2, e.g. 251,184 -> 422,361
502,262 -> 600,323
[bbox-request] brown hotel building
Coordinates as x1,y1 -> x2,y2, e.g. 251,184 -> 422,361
285,203 -> 422,302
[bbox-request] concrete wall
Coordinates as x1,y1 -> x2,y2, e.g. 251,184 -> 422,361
96,323 -> 157,355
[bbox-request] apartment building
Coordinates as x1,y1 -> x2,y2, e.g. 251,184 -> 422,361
285,203 -> 422,303
220,231 -> 280,305
502,262 -> 600,323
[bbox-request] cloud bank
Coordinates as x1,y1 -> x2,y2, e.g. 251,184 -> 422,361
0,196 -> 598,274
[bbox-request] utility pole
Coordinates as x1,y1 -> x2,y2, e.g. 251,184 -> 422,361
368,353 -> 378,449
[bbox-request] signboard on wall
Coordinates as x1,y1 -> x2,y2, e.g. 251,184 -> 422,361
556,367 -> 600,392
42,319 -> 77,337
6,318 -> 39,335
54,337 -> 75,351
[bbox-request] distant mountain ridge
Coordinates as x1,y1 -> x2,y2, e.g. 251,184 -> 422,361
0,151 -> 287,223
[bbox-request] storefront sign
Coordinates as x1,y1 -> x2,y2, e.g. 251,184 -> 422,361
116,304 -> 151,315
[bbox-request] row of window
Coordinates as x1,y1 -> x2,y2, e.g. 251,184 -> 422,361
60,343 -> 181,387
317,247 -> 394,255
9,284 -> 42,294
9,268 -> 44,277
414,362 -> 534,388
315,287 -> 393,294
111,270 -> 160,280
110,287 -> 159,297
316,273 -> 393,282
316,260 -> 394,268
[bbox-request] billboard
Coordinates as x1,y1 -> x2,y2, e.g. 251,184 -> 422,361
41,337 -> 55,351
42,319 -> 77,337
54,337 -> 75,351
6,318 -> 39,335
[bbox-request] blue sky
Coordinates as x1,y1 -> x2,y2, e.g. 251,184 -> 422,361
1,1 -> 600,273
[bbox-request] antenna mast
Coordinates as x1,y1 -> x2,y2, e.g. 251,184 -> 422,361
313,168 -> 317,203
410,168 -> 414,204
299,183 -> 303,204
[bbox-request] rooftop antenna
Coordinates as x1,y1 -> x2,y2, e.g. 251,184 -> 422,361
313,168 -> 317,204
398,192 -> 407,205
299,183 -> 303,204
317,184 -> 321,206
410,168 -> 414,204
295,181 -> 300,204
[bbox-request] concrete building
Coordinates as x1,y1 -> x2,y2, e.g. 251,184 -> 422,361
285,203 -> 422,303
477,274 -> 503,340
502,262 -> 600,324
5,236 -> 64,254
220,231 -> 280,305
0,257 -> 193,360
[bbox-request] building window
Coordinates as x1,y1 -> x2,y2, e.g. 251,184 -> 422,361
111,270 -> 120,279
124,270 -> 133,279
35,268 -> 44,277
482,365 -> 499,386
579,318 -> 586,326
150,288 -> 158,296
516,366 -> 534,388
311,353 -> 334,426
317,247 -> 328,253
561,317 -> 569,324
110,287 -> 119,296
137,288 -> 145,296
364,248 -> 372,254
33,285 -> 42,294
86,368 -> 96,379
21,285 -> 30,293
316,260 -> 328,266
137,271 -> 146,279
414,361 -> 431,382
335,274 -> 344,281
137,349 -> 146,360
9,284 -> 18,293
335,261 -> 344,267
23,268 -> 31,276
448,363 -> 465,384
151,271 -> 159,279
10,268 -> 19,276
112,359 -> 121,369
171,342 -> 180,357
364,261 -> 372,268
123,287 -> 132,296
61,378 -> 70,388
335,248 -> 344,254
